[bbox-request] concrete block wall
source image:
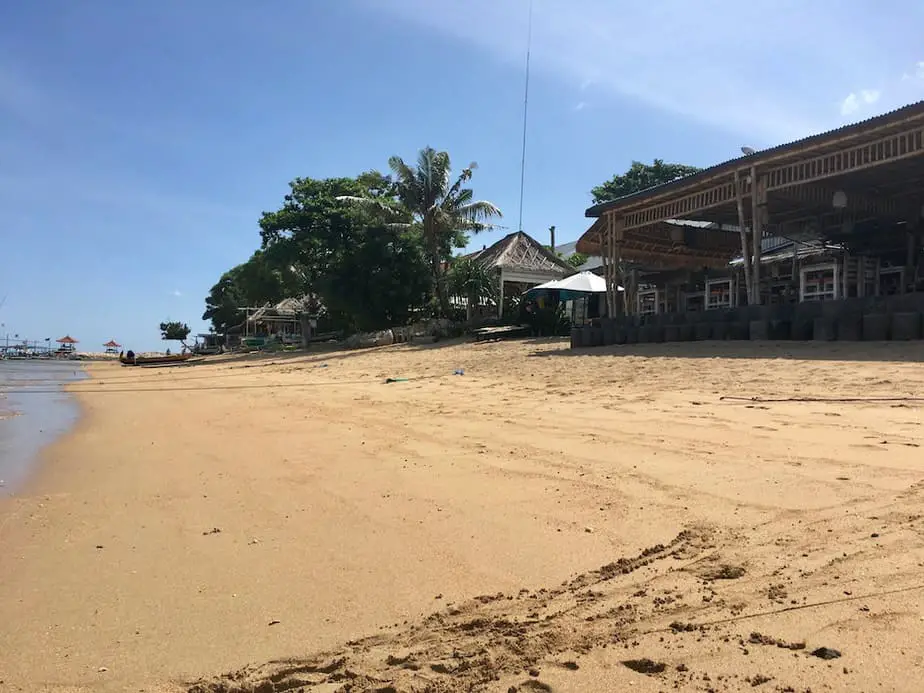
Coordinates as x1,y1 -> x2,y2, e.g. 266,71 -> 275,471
572,293 -> 924,349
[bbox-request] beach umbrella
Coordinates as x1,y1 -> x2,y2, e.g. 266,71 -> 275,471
525,271 -> 621,295
56,335 -> 79,344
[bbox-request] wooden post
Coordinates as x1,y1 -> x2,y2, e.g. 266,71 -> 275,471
906,228 -> 916,294
611,216 -> 624,318
750,166 -> 765,305
733,170 -> 754,304
600,226 -> 610,316
842,253 -> 850,298
498,269 -> 505,318
605,215 -> 615,317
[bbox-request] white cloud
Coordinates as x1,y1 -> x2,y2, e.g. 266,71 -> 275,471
360,0 -> 924,144
171,289 -> 183,297
840,89 -> 881,116
573,101 -> 587,111
840,94 -> 859,115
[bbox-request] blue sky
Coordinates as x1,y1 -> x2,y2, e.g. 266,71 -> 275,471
1,0 -> 923,351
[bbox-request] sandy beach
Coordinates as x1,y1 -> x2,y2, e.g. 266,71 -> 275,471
1,339 -> 923,692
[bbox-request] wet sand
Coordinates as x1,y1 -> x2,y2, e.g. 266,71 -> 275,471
0,361 -> 86,494
1,339 -> 923,692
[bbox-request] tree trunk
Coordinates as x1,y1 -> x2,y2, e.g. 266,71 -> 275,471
431,257 -> 450,318
299,313 -> 312,350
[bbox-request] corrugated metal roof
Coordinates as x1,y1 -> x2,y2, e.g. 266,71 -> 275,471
586,100 -> 924,218
729,240 -> 841,267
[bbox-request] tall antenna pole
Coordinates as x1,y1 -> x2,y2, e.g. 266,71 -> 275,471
516,0 -> 533,234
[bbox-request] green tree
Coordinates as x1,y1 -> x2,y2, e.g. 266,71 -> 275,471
257,172 -> 431,332
202,250 -> 301,333
591,159 -> 702,204
318,226 -> 430,331
159,321 -> 191,349
340,148 -> 502,317
566,252 -> 588,268
447,257 -> 497,321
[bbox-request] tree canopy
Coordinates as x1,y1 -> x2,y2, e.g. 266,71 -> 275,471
340,147 -> 501,317
566,252 -> 588,268
160,321 -> 191,342
591,159 -> 702,204
202,148 -> 504,335
255,171 -> 431,332
202,250 -> 301,334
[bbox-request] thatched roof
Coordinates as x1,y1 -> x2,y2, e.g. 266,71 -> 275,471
247,296 -> 310,323
272,297 -> 308,315
467,232 -> 573,276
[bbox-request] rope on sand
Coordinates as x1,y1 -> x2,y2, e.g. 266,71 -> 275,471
720,395 -> 924,404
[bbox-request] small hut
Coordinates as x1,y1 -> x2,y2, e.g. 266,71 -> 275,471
56,335 -> 79,353
465,231 -> 574,318
103,339 -> 121,354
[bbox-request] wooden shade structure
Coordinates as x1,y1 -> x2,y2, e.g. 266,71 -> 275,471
56,335 -> 79,344
103,339 -> 121,354
578,99 -> 924,314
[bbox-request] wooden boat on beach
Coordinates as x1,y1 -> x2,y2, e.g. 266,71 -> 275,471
119,353 -> 194,367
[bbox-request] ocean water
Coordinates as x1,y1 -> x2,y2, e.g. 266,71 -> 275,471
0,360 -> 87,494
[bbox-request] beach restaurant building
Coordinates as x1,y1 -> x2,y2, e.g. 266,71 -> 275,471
571,100 -> 924,346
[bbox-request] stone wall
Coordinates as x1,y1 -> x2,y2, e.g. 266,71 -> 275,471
346,319 -> 461,349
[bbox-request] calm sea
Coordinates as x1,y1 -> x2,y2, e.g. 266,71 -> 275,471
0,360 -> 87,494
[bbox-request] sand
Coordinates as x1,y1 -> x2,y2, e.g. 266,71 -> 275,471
1,338 -> 923,692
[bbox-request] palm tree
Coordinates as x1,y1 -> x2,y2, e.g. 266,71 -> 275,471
340,147 -> 502,317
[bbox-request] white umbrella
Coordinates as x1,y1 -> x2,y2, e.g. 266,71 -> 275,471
526,271 -> 622,294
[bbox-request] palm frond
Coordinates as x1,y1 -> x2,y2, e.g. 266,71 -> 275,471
444,166 -> 474,202
456,200 -> 503,222
387,156 -> 416,184
456,219 -> 501,234
417,148 -> 451,209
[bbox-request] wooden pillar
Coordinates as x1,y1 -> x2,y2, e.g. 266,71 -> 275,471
842,253 -> 850,299
733,170 -> 753,305
616,239 -> 625,315
609,215 -> 624,317
498,269 -> 505,318
906,227 -> 916,294
600,226 -> 610,317
857,256 -> 865,298
602,214 -> 614,317
750,167 -> 767,305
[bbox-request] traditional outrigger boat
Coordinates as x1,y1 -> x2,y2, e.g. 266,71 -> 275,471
119,352 -> 194,367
